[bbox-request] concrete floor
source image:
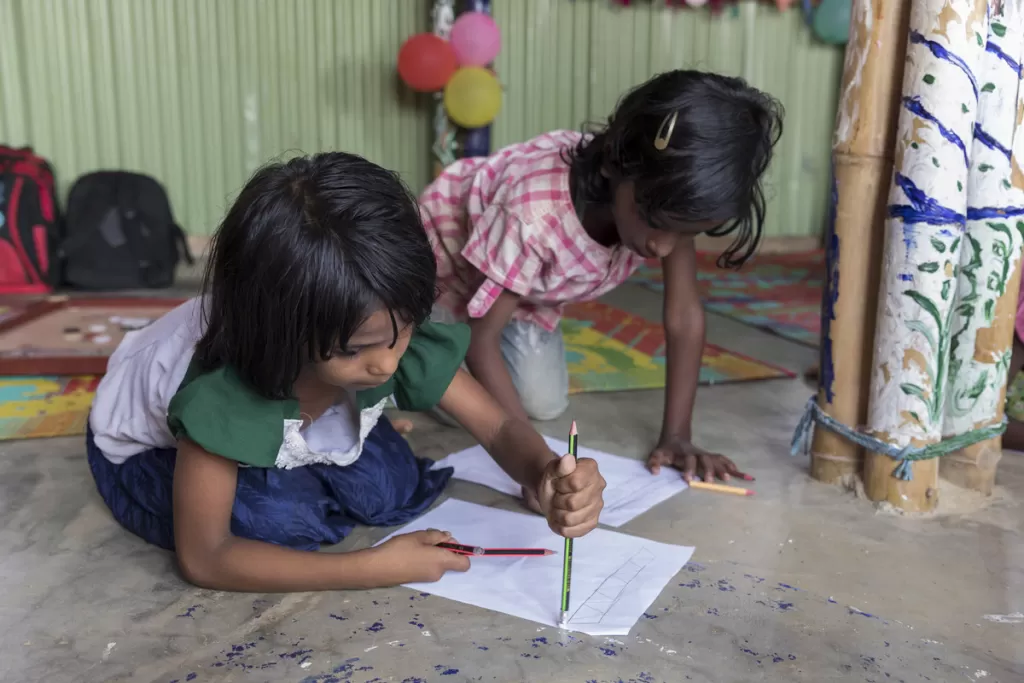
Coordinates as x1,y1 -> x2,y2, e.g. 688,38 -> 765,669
2,279 -> 1023,683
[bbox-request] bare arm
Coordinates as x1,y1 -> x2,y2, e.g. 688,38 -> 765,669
172,439 -> 467,591
660,237 -> 705,443
437,369 -> 554,494
464,289 -> 530,423
438,370 -> 605,536
647,240 -> 749,481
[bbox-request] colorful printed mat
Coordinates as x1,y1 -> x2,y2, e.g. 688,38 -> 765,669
628,251 -> 825,347
561,301 -> 794,394
0,375 -> 99,440
0,302 -> 795,438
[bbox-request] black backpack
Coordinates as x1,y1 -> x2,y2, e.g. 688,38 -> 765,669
63,171 -> 193,290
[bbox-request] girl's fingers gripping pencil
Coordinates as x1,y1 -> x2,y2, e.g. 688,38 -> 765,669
559,420 -> 579,627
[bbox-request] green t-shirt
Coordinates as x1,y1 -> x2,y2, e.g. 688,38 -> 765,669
166,321 -> 469,468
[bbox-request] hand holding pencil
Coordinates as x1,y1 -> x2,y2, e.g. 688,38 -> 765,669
532,443 -> 606,538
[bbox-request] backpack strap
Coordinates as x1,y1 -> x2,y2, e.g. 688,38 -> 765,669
173,223 -> 195,265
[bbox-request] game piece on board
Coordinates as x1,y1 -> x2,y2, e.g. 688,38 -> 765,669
117,317 -> 153,331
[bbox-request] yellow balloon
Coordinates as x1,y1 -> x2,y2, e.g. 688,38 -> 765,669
444,67 -> 502,128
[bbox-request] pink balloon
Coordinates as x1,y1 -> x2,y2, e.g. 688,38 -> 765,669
449,12 -> 501,67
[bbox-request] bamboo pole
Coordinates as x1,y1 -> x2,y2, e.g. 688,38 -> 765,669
942,3 -> 1024,494
810,0 -> 911,486
864,0 -> 990,511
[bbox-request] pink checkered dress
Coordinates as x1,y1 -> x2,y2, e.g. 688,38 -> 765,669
420,130 -> 645,333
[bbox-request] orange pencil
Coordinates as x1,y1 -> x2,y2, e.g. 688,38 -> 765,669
689,481 -> 754,496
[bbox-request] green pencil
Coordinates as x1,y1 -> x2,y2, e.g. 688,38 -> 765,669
558,420 -> 578,627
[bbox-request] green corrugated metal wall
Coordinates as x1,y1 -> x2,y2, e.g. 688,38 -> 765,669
0,0 -> 843,238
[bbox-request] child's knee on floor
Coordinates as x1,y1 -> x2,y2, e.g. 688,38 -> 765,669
520,390 -> 570,422
500,320 -> 570,421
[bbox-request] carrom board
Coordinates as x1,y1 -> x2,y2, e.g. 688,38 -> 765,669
0,296 -> 185,376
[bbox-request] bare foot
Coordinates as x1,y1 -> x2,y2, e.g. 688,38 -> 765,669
392,418 -> 414,435
521,485 -> 543,515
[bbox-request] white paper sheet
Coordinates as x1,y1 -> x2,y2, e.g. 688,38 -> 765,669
432,436 -> 689,527
379,499 -> 695,636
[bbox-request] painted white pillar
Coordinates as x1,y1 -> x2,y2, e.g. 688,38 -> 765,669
864,0 -> 990,511
943,2 -> 1024,492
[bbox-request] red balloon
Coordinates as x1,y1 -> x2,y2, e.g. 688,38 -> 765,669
398,33 -> 457,92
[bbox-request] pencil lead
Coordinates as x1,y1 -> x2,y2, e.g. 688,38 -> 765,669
569,420 -> 577,436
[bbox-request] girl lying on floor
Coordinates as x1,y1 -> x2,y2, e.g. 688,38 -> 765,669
420,70 -> 783,484
86,153 -> 606,592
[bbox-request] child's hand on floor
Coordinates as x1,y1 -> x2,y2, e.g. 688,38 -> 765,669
647,438 -> 752,484
522,454 -> 606,538
371,529 -> 471,583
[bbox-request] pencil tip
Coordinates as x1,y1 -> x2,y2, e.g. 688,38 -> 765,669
569,420 -> 577,436
545,549 -> 558,555
745,490 -> 755,496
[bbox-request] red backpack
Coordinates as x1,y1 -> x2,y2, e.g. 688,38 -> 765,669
0,146 -> 61,293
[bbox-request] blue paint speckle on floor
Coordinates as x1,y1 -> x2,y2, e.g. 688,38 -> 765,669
329,614 -> 347,621
684,562 -> 706,573
532,636 -> 547,646
706,608 -> 719,616
178,605 -> 201,618
679,579 -> 700,588
365,622 -> 385,633
400,679 -> 425,683
848,607 -> 879,620
717,579 -> 736,592
279,649 -> 314,659
186,675 -> 197,682
777,583 -> 799,592
744,574 -> 766,583
599,647 -> 617,656
757,598 -> 795,612
642,612 -> 657,619
408,620 -> 424,629
433,665 -> 459,675
477,645 -> 488,651
828,597 -> 837,603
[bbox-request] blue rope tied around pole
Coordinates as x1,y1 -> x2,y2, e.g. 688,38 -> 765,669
790,396 -> 1008,481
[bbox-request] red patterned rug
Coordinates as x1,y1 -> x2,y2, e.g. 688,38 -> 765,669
561,301 -> 795,393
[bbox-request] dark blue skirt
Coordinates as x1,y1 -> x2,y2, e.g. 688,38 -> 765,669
87,415 -> 453,551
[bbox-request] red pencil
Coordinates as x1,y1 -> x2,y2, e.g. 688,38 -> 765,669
437,542 -> 556,557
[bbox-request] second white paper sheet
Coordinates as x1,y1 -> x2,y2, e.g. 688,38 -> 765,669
379,499 -> 695,636
432,436 -> 688,526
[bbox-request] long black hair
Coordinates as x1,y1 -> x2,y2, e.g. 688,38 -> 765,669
195,152 -> 437,399
565,70 -> 784,267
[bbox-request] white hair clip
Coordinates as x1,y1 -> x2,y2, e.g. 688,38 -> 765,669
653,111 -> 678,151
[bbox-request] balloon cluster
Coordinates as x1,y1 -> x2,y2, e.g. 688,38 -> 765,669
397,12 -> 502,129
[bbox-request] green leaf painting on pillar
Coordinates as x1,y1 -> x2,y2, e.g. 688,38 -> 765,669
901,287 -> 956,423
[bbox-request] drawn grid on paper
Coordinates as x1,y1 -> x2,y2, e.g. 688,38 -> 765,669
568,548 -> 656,625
